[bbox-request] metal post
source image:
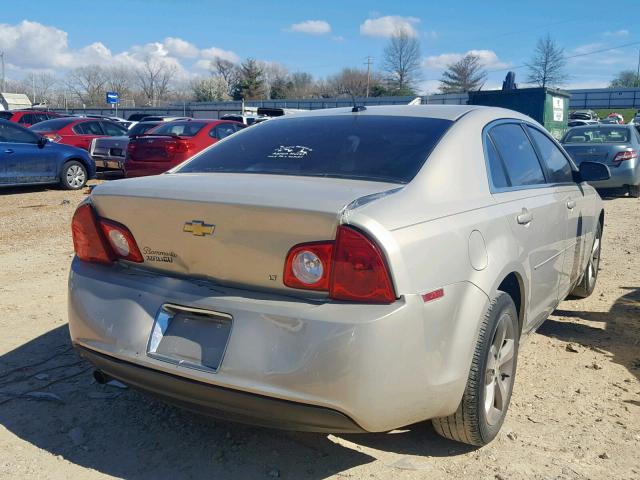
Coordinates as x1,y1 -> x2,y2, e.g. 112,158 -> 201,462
0,51 -> 4,93
636,48 -> 640,88
364,56 -> 373,98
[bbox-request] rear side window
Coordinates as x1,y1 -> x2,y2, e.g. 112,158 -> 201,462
485,137 -> 509,189
488,123 -> 546,187
177,115 -> 453,184
0,122 -> 38,143
152,121 -> 206,137
527,127 -> 573,184
18,113 -> 35,124
211,123 -> 240,139
128,122 -> 160,136
73,121 -> 104,135
101,121 -> 127,136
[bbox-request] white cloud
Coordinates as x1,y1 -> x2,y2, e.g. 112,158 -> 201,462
360,15 -> 420,38
163,37 -> 199,58
288,20 -> 331,35
424,49 -> 509,70
199,47 -> 240,63
603,29 -> 629,37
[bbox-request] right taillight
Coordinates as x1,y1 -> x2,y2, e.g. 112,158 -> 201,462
71,204 -> 143,265
612,150 -> 637,165
283,225 -> 396,304
330,226 -> 396,303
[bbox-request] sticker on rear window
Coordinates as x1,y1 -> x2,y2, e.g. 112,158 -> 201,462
268,145 -> 313,159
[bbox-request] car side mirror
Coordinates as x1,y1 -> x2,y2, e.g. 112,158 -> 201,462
37,136 -> 48,149
578,161 -> 611,182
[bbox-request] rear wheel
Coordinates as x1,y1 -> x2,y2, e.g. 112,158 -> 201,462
629,185 -> 639,198
432,291 -> 519,446
60,161 -> 87,190
570,220 -> 602,298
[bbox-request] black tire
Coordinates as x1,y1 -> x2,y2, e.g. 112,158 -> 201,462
432,291 -> 519,446
60,160 -> 88,190
570,220 -> 602,299
629,185 -> 640,198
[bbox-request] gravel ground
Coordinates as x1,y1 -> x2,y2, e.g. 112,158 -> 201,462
0,182 -> 638,480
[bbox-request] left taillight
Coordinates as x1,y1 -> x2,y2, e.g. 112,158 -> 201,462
283,225 -> 396,304
71,204 -> 143,264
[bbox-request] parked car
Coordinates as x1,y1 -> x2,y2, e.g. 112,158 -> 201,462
30,117 -> 128,151
69,105 -> 609,446
0,110 -> 62,127
0,119 -> 95,189
569,110 -> 598,121
89,121 -> 162,171
136,116 -> 190,122
124,119 -> 243,177
83,115 -> 133,130
607,113 -> 625,124
561,124 -> 640,197
568,119 -> 598,128
220,114 -> 269,126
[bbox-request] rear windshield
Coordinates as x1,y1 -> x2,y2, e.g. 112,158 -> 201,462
563,127 -> 630,143
177,115 -> 453,183
129,122 -> 160,136
30,118 -> 74,132
150,121 -> 206,137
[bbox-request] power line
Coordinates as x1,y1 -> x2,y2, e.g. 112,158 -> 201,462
486,40 -> 640,74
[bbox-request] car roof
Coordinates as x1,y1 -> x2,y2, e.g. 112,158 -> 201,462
280,104 -> 483,121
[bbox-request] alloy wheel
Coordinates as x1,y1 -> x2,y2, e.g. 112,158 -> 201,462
66,165 -> 86,188
586,228 -> 601,290
484,312 -> 516,426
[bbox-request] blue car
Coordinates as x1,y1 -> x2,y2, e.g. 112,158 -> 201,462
0,119 -> 96,190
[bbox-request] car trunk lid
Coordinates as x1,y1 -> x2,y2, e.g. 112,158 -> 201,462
563,144 -> 632,166
127,135 -> 193,162
90,173 -> 401,294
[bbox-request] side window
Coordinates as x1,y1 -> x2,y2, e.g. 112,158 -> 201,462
212,124 -> 237,139
0,122 -> 38,143
18,114 -> 35,124
485,136 -> 509,188
526,126 -> 573,183
74,121 -> 104,135
101,121 -> 126,136
489,123 -> 546,187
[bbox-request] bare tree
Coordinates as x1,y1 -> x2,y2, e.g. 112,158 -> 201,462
210,57 -> 239,96
609,69 -> 640,88
104,65 -> 135,105
526,34 -> 567,88
23,72 -> 57,105
382,28 -> 422,95
191,76 -> 230,101
135,57 -> 177,106
327,68 -> 370,97
439,54 -> 487,93
65,65 -> 108,106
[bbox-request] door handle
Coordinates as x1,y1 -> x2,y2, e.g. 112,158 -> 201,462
4,149 -> 14,154
566,199 -> 576,210
516,208 -> 533,225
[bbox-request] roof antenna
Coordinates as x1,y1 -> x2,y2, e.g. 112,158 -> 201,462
350,93 -> 366,113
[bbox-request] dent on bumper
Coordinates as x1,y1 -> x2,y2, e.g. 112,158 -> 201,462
68,258 -> 489,432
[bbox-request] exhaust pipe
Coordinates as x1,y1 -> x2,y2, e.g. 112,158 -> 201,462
93,369 -> 111,385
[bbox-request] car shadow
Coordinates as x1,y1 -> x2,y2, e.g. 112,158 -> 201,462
0,325 -> 466,479
539,287 -> 640,381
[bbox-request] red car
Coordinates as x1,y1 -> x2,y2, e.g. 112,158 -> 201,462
0,110 -> 62,127
125,119 -> 244,177
30,117 -> 128,151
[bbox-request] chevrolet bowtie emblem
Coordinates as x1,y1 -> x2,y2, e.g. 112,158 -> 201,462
183,220 -> 215,237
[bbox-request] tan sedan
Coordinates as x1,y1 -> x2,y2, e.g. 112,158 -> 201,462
68,105 -> 609,446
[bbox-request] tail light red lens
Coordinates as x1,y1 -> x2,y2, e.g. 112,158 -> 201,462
283,226 -> 396,304
71,204 -> 143,265
612,150 -> 637,165
330,226 -> 396,303
71,204 -> 115,265
98,219 -> 144,262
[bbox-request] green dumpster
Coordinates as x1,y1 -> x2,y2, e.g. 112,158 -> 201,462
468,87 -> 570,139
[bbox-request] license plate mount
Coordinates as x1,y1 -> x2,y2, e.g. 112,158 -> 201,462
147,304 -> 232,373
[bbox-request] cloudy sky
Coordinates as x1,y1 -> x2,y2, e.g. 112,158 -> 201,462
1,0 -> 639,93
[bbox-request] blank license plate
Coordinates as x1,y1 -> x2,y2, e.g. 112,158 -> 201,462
147,304 -> 232,373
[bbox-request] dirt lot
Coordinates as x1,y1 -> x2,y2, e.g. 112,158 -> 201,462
0,183 -> 638,480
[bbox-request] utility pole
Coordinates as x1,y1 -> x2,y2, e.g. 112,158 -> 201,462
636,48 -> 640,88
0,51 -> 5,93
364,56 -> 373,98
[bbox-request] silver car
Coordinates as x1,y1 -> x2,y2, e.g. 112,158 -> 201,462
68,105 -> 609,446
561,124 -> 640,197
89,121 -> 162,171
